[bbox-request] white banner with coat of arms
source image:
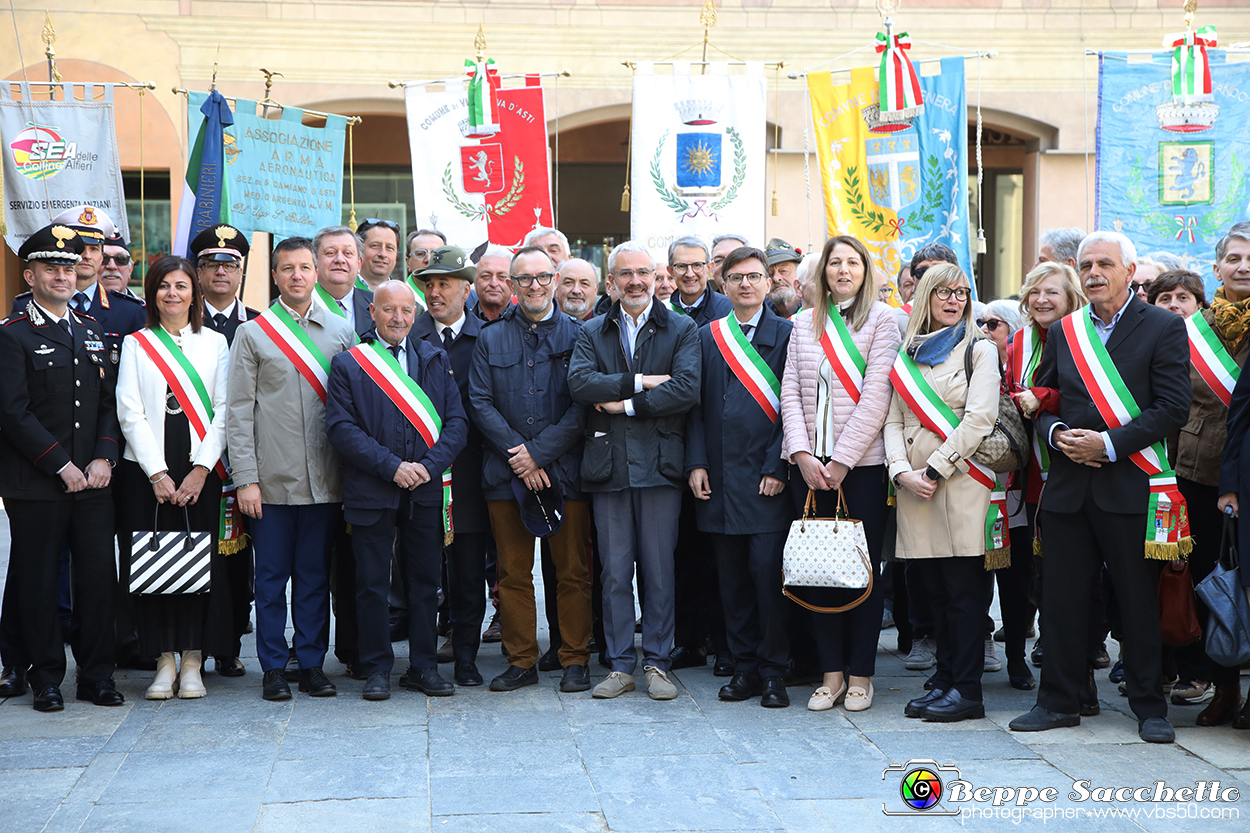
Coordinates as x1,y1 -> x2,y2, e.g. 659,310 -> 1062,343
629,63 -> 766,261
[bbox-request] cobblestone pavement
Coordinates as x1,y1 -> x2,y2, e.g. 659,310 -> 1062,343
1,514 -> 1247,832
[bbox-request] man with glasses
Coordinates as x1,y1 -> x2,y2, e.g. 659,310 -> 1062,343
470,246 -> 593,694
569,241 -> 701,701
405,229 -> 447,308
670,236 -> 732,326
100,234 -> 138,298
710,234 -> 749,291
357,219 -> 402,291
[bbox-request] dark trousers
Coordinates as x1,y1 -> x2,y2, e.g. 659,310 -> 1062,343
673,491 -> 727,655
803,466 -> 889,677
353,499 -> 443,675
330,514 -> 358,665
1176,478 -> 1240,686
446,531 -> 489,663
913,557 -> 987,701
712,531 -> 788,677
250,503 -> 337,673
1038,502 -> 1167,719
906,560 -> 935,639
999,504 -> 1038,663
221,541 -> 254,658
5,494 -> 116,690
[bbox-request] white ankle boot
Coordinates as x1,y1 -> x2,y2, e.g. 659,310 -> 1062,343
178,650 -> 207,699
146,652 -> 178,700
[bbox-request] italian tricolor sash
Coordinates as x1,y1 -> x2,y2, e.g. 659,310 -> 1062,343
819,312 -> 867,403
889,352 -> 997,491
1060,310 -> 1192,558
406,276 -> 427,308
665,298 -> 685,316
255,303 -> 332,403
1186,313 -> 1239,407
1011,325 -> 1051,479
355,276 -> 369,291
347,340 -> 455,541
710,315 -> 780,422
314,285 -> 361,344
132,328 -> 244,554
900,302 -> 913,314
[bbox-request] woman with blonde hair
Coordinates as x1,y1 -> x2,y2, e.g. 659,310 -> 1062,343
780,235 -> 901,713
886,263 -> 999,722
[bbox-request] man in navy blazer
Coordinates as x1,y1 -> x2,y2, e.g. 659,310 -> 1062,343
325,281 -> 468,701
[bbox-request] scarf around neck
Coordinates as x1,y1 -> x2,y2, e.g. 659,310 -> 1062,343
908,321 -> 966,366
1210,285 -> 1250,345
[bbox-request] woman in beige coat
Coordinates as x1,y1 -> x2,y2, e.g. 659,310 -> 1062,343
884,263 -> 1000,723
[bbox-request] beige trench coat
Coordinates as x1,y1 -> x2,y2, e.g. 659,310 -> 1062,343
884,333 -> 1000,559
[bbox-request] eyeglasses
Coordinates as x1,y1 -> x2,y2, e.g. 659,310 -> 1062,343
725,272 -> 767,286
671,261 -> 707,274
977,318 -> 1005,331
101,253 -> 131,266
409,249 -> 432,261
614,268 -> 654,280
512,272 -> 554,287
200,261 -> 241,274
358,218 -> 400,233
1129,281 -> 1151,292
933,286 -> 970,301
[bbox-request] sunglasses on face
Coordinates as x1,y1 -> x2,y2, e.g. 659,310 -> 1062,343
977,318 -> 1005,331
101,253 -> 131,266
1130,281 -> 1151,292
358,218 -> 400,234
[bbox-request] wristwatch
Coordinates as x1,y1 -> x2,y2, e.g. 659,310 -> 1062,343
924,465 -> 944,483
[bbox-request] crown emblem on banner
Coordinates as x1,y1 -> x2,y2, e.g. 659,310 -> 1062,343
674,99 -> 722,126
1154,100 -> 1218,133
861,104 -> 911,135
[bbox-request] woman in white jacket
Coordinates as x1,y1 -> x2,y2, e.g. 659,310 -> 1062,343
116,256 -> 232,700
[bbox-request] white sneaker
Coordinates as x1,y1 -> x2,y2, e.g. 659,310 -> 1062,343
983,638 -> 1002,673
644,665 -> 678,701
904,637 -> 936,671
592,671 -> 635,699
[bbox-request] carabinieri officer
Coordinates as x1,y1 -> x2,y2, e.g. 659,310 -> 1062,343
0,223 -> 125,712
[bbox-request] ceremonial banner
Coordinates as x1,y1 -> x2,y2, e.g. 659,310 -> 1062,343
0,82 -> 129,254
629,63 -> 766,262
1096,50 -> 1250,297
404,71 -> 553,252
173,90 -> 232,258
808,57 -> 971,285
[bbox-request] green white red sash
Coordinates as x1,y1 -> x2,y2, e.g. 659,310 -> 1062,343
665,297 -> 685,316
314,284 -> 362,344
347,339 -> 454,539
889,352 -> 996,491
819,312 -> 867,403
1011,325 -> 1051,480
984,486 -> 1010,569
900,302 -> 912,314
405,276 -> 427,308
709,314 -> 780,422
255,302 -> 332,403
131,328 -> 244,553
1186,313 -> 1239,407
1060,310 -> 1191,558
355,276 -> 369,291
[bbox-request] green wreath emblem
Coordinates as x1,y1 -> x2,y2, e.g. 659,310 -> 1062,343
441,156 -> 528,221
649,127 -> 747,216
841,154 -> 942,238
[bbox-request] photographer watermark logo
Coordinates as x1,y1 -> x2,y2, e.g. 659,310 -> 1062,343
883,760 -> 961,816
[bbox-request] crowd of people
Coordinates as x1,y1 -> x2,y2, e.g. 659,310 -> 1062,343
1,202 -> 1248,748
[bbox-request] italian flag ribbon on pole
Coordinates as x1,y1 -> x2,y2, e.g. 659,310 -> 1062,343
819,312 -> 867,404
1060,310 -> 1192,559
255,303 -> 332,403
464,57 -> 500,138
709,315 -> 781,423
1165,26 -> 1216,99
1186,313 -> 1239,407
131,329 -> 245,554
890,351 -> 1006,560
873,30 -> 924,123
1011,324 -> 1051,479
348,340 -> 455,543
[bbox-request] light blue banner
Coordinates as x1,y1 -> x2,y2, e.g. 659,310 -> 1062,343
1097,51 -> 1250,297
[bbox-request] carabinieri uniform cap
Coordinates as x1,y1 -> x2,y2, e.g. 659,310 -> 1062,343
414,245 -> 476,281
190,223 -> 250,263
19,223 -> 85,265
50,205 -> 117,244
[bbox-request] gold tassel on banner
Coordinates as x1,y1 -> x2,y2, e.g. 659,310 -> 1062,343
621,183 -> 631,213
219,534 -> 250,556
771,62 -> 782,217
1145,536 -> 1193,561
1033,537 -> 1043,557
984,546 -> 1011,571
347,118 -> 357,231
621,63 -> 635,213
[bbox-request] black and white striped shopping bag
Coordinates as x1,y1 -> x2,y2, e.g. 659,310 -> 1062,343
129,526 -> 213,595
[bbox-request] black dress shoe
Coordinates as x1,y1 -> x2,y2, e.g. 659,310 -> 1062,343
481,613 -> 502,643
262,669 -> 291,701
1030,636 -> 1044,668
560,664 -> 591,693
1107,659 -> 1125,684
1008,705 -> 1080,732
298,666 -> 337,697
1138,717 -> 1175,743
1079,667 -> 1100,716
489,664 -> 538,692
402,667 -> 455,697
905,687 -> 947,718
718,672 -> 763,701
669,646 -> 708,670
922,689 -> 984,722
1090,643 -> 1112,670
1007,659 -> 1036,691
362,671 -> 391,701
215,657 -> 246,677
76,678 -> 124,706
389,615 -> 409,642
32,685 -> 63,712
0,666 -> 28,697
712,653 -> 735,677
760,678 -> 790,708
454,661 -> 484,687
343,662 -> 367,681
283,652 -> 301,682
537,645 -> 562,672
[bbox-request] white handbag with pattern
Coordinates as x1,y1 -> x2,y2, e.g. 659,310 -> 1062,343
782,489 -> 874,614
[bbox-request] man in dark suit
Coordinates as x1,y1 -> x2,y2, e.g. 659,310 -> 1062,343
0,224 -> 125,711
1009,231 -> 1191,743
193,223 -> 260,678
325,281 -> 468,700
686,246 -> 794,708
410,246 -> 490,685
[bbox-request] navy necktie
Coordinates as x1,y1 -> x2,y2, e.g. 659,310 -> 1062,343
442,328 -> 455,351
741,324 -> 754,340
58,319 -> 71,337
73,292 -> 89,315
389,345 -> 401,360
213,313 -> 227,330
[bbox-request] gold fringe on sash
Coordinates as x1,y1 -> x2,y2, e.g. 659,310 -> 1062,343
984,546 -> 1011,571
1145,536 -> 1193,561
219,533 -> 250,555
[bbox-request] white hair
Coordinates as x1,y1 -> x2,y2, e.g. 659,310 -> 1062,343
796,252 -> 821,288
477,244 -> 513,263
607,240 -> 655,273
980,298 -> 1023,333
522,226 -> 570,253
1077,231 -> 1137,269
1038,227 -> 1085,264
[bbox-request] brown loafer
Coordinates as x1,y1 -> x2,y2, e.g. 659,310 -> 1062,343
1196,685 -> 1242,727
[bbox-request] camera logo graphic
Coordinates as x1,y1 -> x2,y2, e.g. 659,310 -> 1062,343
882,760 -> 961,816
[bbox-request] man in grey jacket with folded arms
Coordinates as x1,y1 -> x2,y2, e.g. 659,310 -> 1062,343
568,240 -> 700,701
